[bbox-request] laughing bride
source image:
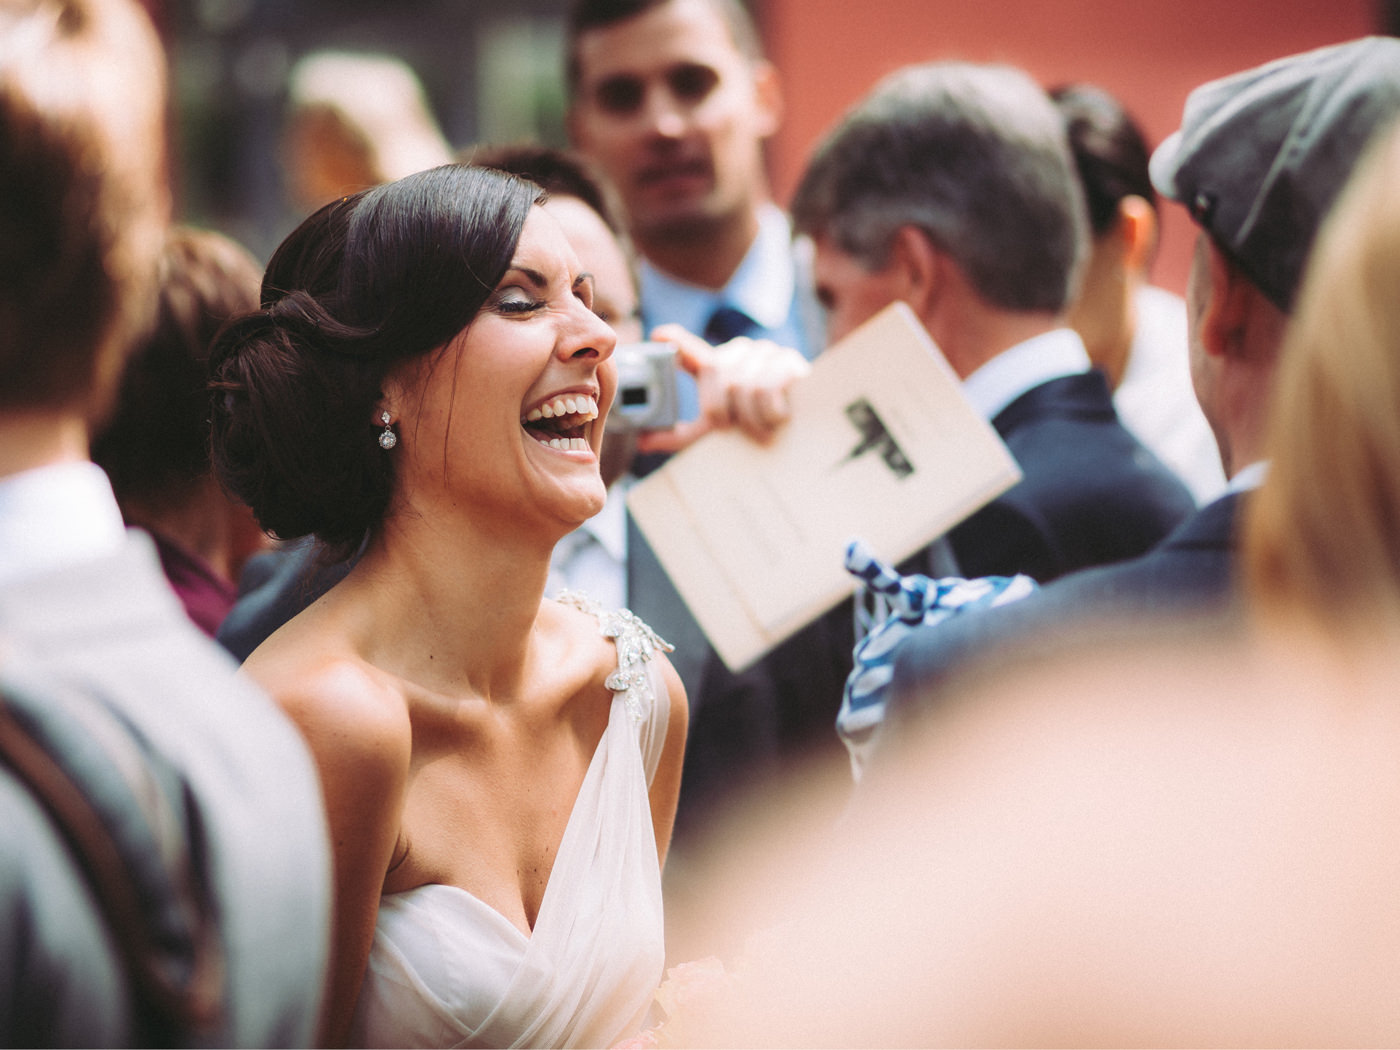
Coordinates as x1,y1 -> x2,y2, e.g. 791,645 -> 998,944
208,163 -> 687,1048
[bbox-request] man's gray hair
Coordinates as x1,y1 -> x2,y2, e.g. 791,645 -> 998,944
792,61 -> 1088,313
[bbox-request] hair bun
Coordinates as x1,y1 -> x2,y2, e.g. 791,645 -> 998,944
265,288 -> 326,335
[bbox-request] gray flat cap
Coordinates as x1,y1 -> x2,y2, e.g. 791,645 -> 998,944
1150,36 -> 1400,312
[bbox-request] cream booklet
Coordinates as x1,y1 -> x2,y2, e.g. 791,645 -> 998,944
626,301 -> 1022,672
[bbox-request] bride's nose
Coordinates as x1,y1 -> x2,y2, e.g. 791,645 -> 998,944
558,301 -> 617,363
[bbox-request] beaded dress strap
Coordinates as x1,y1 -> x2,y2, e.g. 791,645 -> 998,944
556,592 -> 673,724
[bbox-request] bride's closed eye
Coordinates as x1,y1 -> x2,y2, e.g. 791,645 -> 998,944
493,287 -> 546,315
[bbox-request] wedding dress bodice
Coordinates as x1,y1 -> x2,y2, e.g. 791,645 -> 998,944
348,598 -> 672,1048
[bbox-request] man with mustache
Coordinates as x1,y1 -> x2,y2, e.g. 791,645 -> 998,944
565,0 -> 845,855
566,0 -> 822,372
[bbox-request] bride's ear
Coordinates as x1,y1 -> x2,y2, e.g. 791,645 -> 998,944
376,366 -> 412,425
374,397 -> 399,428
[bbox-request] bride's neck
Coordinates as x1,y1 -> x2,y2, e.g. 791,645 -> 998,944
351,514 -> 558,692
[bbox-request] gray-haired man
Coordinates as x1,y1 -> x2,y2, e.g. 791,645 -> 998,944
793,60 -> 1198,764
795,61 -> 1194,586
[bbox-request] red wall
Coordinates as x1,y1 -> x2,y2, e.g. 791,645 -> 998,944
759,0 -> 1380,294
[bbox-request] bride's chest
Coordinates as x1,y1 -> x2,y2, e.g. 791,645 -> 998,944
383,718 -> 604,931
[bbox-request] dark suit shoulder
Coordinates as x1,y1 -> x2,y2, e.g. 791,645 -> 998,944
892,493 -> 1243,729
949,372 -> 1195,582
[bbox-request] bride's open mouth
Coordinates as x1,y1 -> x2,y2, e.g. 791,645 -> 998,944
522,394 -> 600,453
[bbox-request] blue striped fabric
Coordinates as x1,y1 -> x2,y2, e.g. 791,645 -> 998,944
838,539 -> 1036,778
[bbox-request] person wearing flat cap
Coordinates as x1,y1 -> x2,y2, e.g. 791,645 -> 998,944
870,36 -> 1400,759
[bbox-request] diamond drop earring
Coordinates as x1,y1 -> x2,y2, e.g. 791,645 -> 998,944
378,410 -> 397,450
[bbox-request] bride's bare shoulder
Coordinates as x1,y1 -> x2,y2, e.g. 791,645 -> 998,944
241,619 -> 411,765
541,594 -> 618,671
543,593 -> 680,697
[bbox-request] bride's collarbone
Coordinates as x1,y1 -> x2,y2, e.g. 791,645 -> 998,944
396,677 -> 608,821
400,644 -> 615,749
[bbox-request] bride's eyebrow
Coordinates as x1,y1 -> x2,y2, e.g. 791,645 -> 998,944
503,266 -> 548,290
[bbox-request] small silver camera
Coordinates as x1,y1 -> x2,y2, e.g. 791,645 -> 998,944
611,341 -> 679,431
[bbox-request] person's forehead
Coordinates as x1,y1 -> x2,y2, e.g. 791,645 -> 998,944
544,196 -> 630,277
574,0 -> 745,86
508,206 -> 581,275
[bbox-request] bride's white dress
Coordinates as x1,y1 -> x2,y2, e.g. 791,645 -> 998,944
348,598 -> 673,1049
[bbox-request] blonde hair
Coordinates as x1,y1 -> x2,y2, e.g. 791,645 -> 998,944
282,51 -> 452,209
1243,119 -> 1400,635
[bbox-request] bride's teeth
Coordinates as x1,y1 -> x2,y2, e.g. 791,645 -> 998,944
524,395 -> 599,425
543,436 -> 590,451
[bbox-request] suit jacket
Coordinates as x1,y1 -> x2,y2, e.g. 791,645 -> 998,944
626,517 -> 852,844
941,370 -> 1197,583
638,371 -> 1193,839
0,533 -> 330,1047
889,491 -> 1243,732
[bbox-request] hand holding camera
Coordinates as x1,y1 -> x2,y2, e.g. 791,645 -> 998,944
630,322 -> 811,455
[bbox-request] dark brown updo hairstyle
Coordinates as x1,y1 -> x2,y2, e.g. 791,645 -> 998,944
209,163 -> 544,560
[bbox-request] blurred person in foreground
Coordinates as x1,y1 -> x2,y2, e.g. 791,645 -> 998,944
92,226 -> 272,637
879,37 -> 1400,767
661,113 -> 1400,1050
1052,82 -> 1225,505
0,0 -> 330,1045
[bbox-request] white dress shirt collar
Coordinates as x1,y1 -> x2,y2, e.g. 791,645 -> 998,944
639,203 -> 796,335
1226,460 -> 1269,494
577,481 -> 627,566
547,482 -> 629,611
960,327 -> 1093,422
0,460 -> 127,587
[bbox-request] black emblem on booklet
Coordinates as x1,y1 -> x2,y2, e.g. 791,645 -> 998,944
842,398 -> 914,479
